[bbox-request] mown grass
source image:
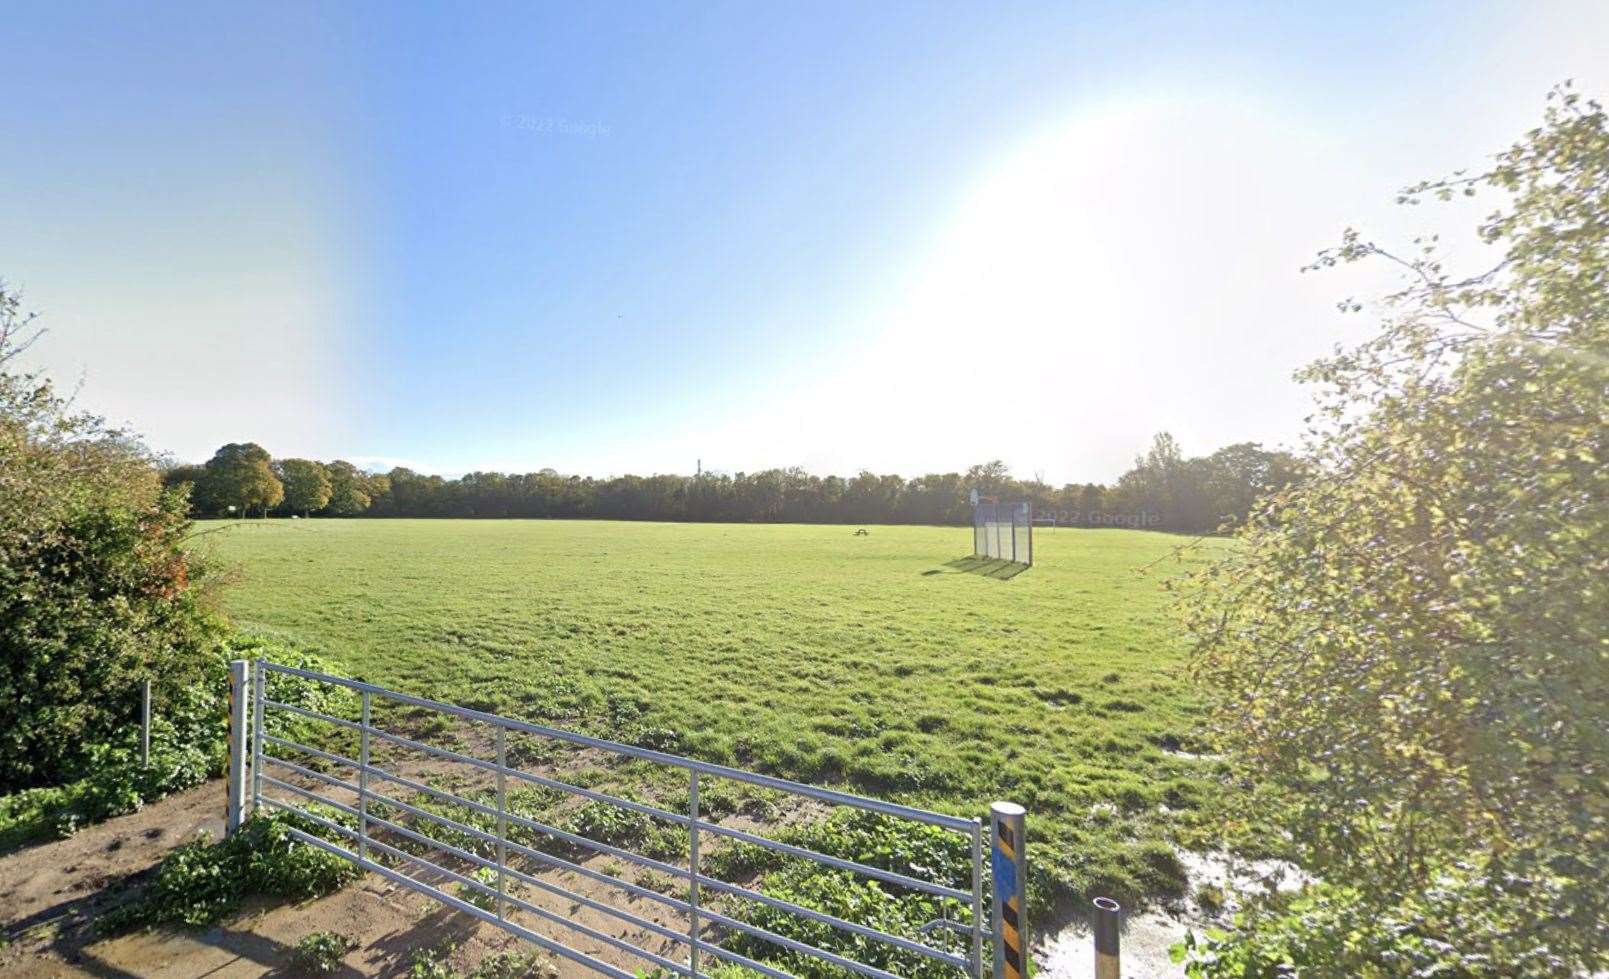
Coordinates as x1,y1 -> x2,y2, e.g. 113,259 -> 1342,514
192,519 -> 1236,911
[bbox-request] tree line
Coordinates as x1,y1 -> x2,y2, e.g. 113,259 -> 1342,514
162,434 -> 1299,534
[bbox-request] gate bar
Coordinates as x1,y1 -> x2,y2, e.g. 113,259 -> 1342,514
259,722 -> 973,969
264,791 -> 916,979
259,661 -> 974,830
251,661 -> 986,978
264,804 -> 639,979
257,744 -> 970,971
293,718 -> 969,901
689,769 -> 702,978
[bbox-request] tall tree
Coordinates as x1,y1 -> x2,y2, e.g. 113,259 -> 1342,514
275,458 -> 331,517
1181,88 -> 1607,976
322,460 -> 372,516
1198,442 -> 1301,529
202,442 -> 282,517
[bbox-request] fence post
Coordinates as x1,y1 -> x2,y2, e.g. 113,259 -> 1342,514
990,801 -> 1026,979
688,770 -> 702,979
226,660 -> 249,835
140,678 -> 152,768
1093,896 -> 1121,979
1011,506 -> 1018,563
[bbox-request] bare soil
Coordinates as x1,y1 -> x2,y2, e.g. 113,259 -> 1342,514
0,774 -> 687,977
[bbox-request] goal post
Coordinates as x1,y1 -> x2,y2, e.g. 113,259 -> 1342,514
972,500 -> 1033,566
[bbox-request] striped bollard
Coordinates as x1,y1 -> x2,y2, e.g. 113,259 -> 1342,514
990,802 -> 1026,979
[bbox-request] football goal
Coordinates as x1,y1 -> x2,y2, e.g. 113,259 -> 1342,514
972,500 -> 1033,566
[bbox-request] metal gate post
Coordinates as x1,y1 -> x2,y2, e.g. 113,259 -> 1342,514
970,819 -> 985,978
688,770 -> 702,979
990,802 -> 1027,979
226,660 -> 249,835
496,726 -> 508,920
358,690 -> 371,864
251,658 -> 266,817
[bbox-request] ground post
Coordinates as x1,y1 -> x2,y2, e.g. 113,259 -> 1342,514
140,678 -> 152,768
226,659 -> 249,835
1093,896 -> 1121,979
990,801 -> 1027,979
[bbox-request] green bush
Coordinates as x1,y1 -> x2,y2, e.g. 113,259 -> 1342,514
1173,864 -> 1592,979
99,809 -> 360,930
0,741 -> 214,852
0,632 -> 354,851
1181,91 -> 1607,976
0,284 -> 225,792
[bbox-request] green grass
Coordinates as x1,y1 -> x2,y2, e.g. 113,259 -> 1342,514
192,519 -> 1235,909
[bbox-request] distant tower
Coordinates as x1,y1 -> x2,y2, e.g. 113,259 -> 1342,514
697,458 -> 702,477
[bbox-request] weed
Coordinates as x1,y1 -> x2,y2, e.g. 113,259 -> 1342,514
407,942 -> 555,979
291,930 -> 358,973
410,942 -> 458,979
566,801 -> 685,860
458,866 -> 502,912
97,810 -> 360,930
471,951 -> 557,979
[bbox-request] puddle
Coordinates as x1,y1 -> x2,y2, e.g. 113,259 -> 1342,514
1036,850 -> 1304,978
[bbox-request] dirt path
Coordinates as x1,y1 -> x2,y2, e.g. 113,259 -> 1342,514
0,780 -> 551,978
1,781 -> 228,974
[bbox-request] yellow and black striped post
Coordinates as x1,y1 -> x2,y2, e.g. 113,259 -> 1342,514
990,801 -> 1027,979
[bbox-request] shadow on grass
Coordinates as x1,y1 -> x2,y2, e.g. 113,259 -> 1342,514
938,556 -> 1030,580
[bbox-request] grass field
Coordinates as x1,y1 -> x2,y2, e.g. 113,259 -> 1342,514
193,518 -> 1235,910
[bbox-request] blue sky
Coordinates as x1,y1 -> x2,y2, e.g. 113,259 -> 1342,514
5,1 -> 1607,482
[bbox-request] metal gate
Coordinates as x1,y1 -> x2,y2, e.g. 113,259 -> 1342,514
225,659 -> 1024,979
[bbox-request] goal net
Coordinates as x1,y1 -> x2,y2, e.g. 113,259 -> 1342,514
973,501 -> 1033,565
